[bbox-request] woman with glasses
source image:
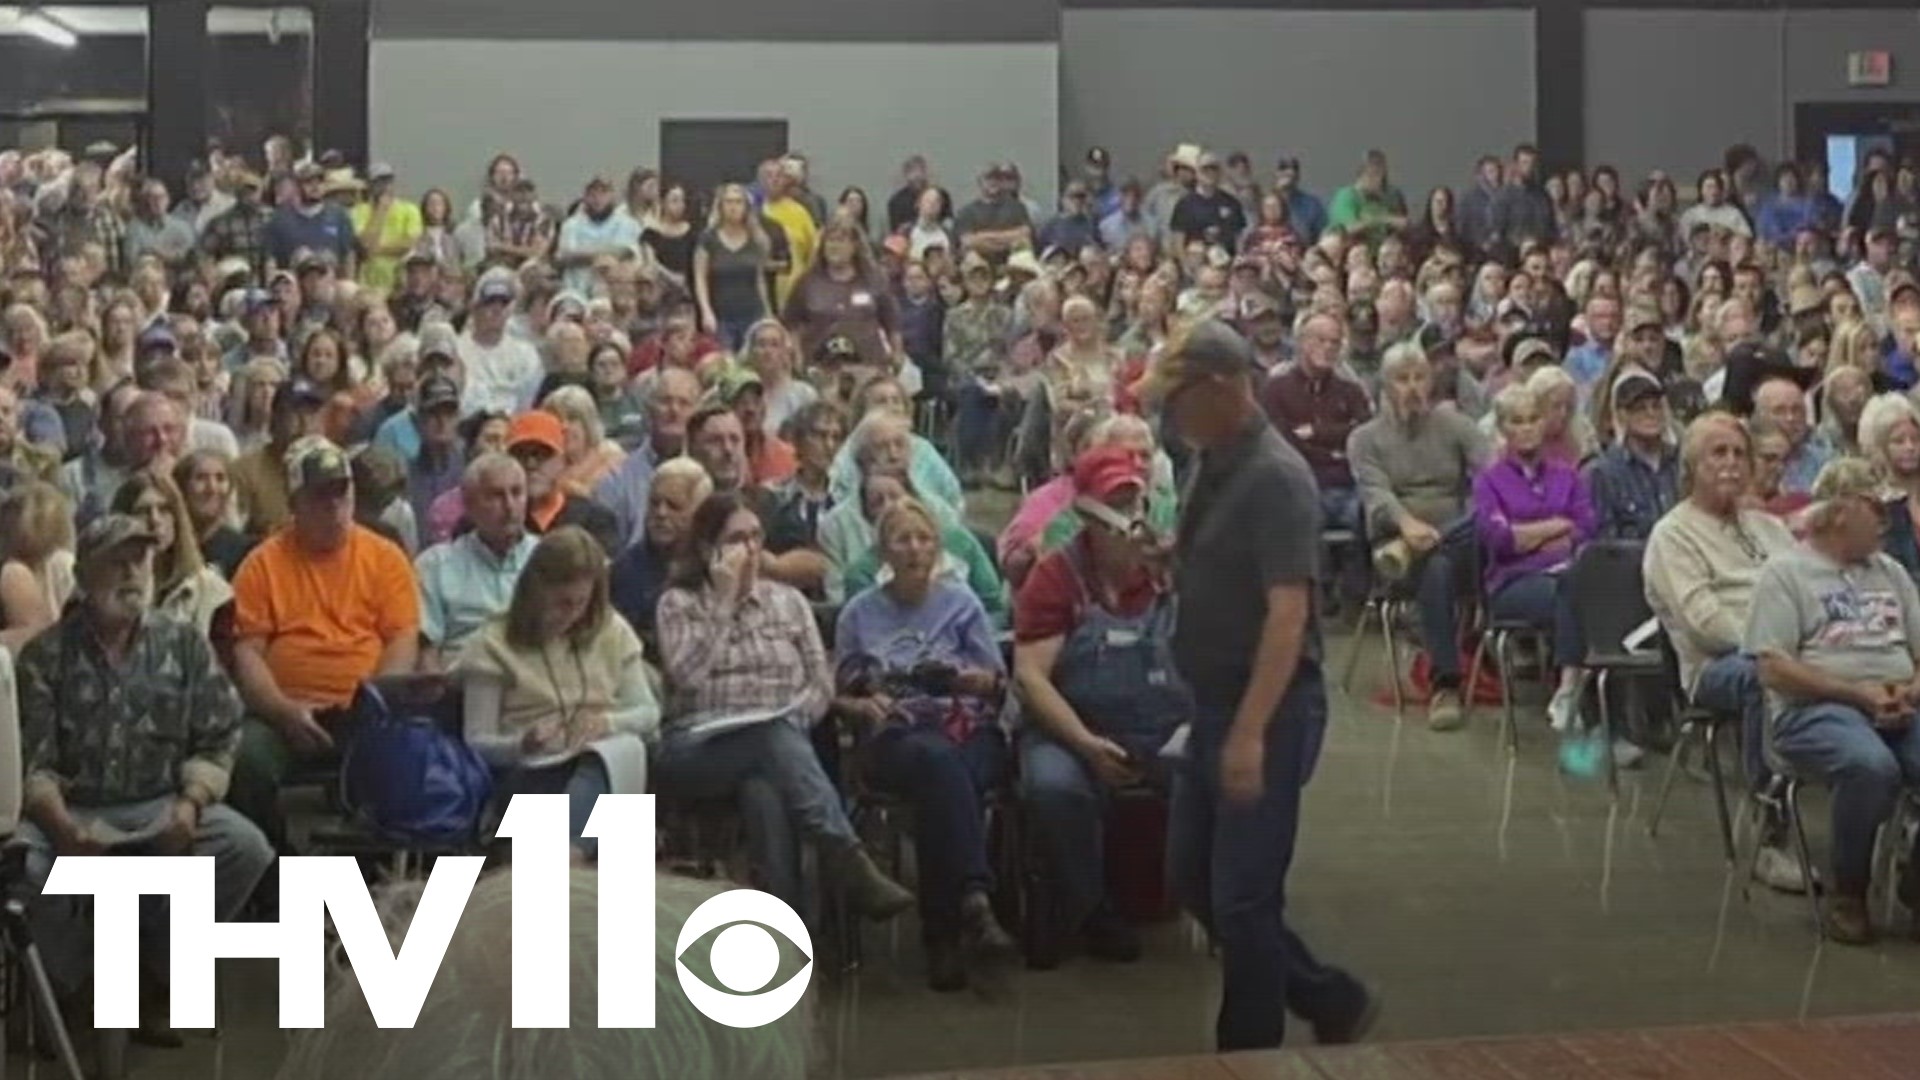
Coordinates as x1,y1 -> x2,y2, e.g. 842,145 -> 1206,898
654,492 -> 913,922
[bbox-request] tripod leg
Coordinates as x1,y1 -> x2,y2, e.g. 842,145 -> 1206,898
18,941 -> 84,1080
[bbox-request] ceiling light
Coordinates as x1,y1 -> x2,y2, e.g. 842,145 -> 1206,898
19,8 -> 79,48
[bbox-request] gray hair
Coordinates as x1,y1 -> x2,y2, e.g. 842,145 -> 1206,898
849,410 -> 911,471
652,455 -> 714,505
275,869 -> 816,1080
1858,392 -> 1920,472
461,451 -> 524,494
1378,338 -> 1429,382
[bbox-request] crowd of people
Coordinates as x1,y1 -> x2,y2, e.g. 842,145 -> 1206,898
1,128 -> 1920,1070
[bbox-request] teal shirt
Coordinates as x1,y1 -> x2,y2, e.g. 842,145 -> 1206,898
415,532 -> 540,651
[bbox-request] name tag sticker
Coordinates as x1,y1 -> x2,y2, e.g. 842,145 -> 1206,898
1147,669 -> 1170,687
1105,628 -> 1141,647
851,291 -> 874,308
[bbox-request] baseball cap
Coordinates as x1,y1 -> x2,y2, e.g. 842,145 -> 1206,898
273,377 -> 328,414
403,247 -> 439,267
136,324 -> 177,353
293,161 -> 325,182
286,435 -> 352,494
475,275 -> 516,305
1006,250 -> 1044,278
417,373 -> 460,412
1507,336 -> 1558,370
214,256 -> 252,283
418,322 -> 460,362
1196,151 -> 1222,170
1612,370 -> 1665,408
232,169 -> 264,191
507,411 -> 566,455
814,334 -> 860,367
714,365 -> 765,405
1237,292 -> 1281,322
75,514 -> 158,576
1138,319 -> 1256,404
367,162 -> 396,182
295,249 -> 336,274
1072,445 -> 1147,501
1086,146 -> 1111,168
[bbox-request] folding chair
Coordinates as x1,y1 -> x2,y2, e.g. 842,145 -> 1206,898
1462,535 -> 1553,752
1339,518 -> 1418,719
1646,635 -> 1739,863
1562,540 -> 1664,798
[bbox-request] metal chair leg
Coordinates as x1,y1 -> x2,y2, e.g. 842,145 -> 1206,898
1598,671 -> 1619,799
1340,598 -> 1377,695
4,898 -> 85,1080
1381,601 -> 1406,720
1497,632 -> 1519,753
1462,633 -> 1489,727
1786,780 -> 1826,937
1703,723 -> 1737,865
1648,719 -> 1694,839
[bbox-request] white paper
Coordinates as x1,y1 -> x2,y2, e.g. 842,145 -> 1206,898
676,706 -> 789,741
1158,724 -> 1191,762
1622,616 -> 1660,653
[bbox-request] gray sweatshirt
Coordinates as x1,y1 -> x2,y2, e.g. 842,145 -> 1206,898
1346,406 -> 1490,538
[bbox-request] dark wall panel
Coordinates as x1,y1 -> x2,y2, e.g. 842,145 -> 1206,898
371,0 -> 1058,42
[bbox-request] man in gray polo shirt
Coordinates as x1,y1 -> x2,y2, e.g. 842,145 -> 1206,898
1141,319 -> 1375,1051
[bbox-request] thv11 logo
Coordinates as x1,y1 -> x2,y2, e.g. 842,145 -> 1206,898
43,794 -> 811,1030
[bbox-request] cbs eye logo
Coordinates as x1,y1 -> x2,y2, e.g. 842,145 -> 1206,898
674,889 -> 814,1028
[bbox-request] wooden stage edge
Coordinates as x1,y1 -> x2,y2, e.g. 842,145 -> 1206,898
898,1012 -> 1920,1079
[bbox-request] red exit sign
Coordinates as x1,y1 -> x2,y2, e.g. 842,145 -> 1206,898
1849,50 -> 1893,87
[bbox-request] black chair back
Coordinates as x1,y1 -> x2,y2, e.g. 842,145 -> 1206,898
1568,539 -> 1653,662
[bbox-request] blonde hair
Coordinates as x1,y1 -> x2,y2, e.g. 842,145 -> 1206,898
1827,319 -> 1881,375
651,455 -> 714,506
542,384 -> 605,450
876,496 -> 941,550
706,182 -> 771,251
1492,383 -> 1541,426
0,481 -> 74,564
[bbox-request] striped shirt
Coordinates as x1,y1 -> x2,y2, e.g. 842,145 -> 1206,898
656,578 -> 831,728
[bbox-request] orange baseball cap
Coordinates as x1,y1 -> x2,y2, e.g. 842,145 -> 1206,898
507,410 -> 565,454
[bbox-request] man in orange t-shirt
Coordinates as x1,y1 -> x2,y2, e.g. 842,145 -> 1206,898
227,435 -> 420,847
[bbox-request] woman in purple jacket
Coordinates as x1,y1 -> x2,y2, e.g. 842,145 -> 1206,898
1474,383 -> 1595,732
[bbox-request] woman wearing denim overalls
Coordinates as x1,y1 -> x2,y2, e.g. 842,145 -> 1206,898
1013,445 -> 1191,965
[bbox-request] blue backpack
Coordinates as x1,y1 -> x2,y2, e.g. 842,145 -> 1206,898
340,682 -> 494,846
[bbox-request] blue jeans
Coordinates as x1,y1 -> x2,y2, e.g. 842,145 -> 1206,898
1020,731 -> 1129,933
654,720 -> 857,914
715,314 -> 762,353
865,724 -> 1008,939
1167,667 -> 1366,1051
496,757 -> 613,860
1487,571 -> 1584,668
1773,701 -> 1920,895
955,381 -> 1019,471
1415,518 -> 1476,682
21,800 -> 275,993
1692,653 -> 1768,791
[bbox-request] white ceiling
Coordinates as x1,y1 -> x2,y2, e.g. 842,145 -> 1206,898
0,6 -> 312,37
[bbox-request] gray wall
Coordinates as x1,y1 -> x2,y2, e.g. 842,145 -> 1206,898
370,0 -> 1056,41
1059,9 -> 1536,199
369,41 -> 1059,212
1586,9 -> 1920,180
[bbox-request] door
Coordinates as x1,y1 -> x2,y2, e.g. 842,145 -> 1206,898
1795,101 -> 1920,201
660,119 -> 788,218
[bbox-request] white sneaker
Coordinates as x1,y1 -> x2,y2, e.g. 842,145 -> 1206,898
1754,843 -> 1810,894
1547,685 -> 1580,732
1611,738 -> 1646,770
